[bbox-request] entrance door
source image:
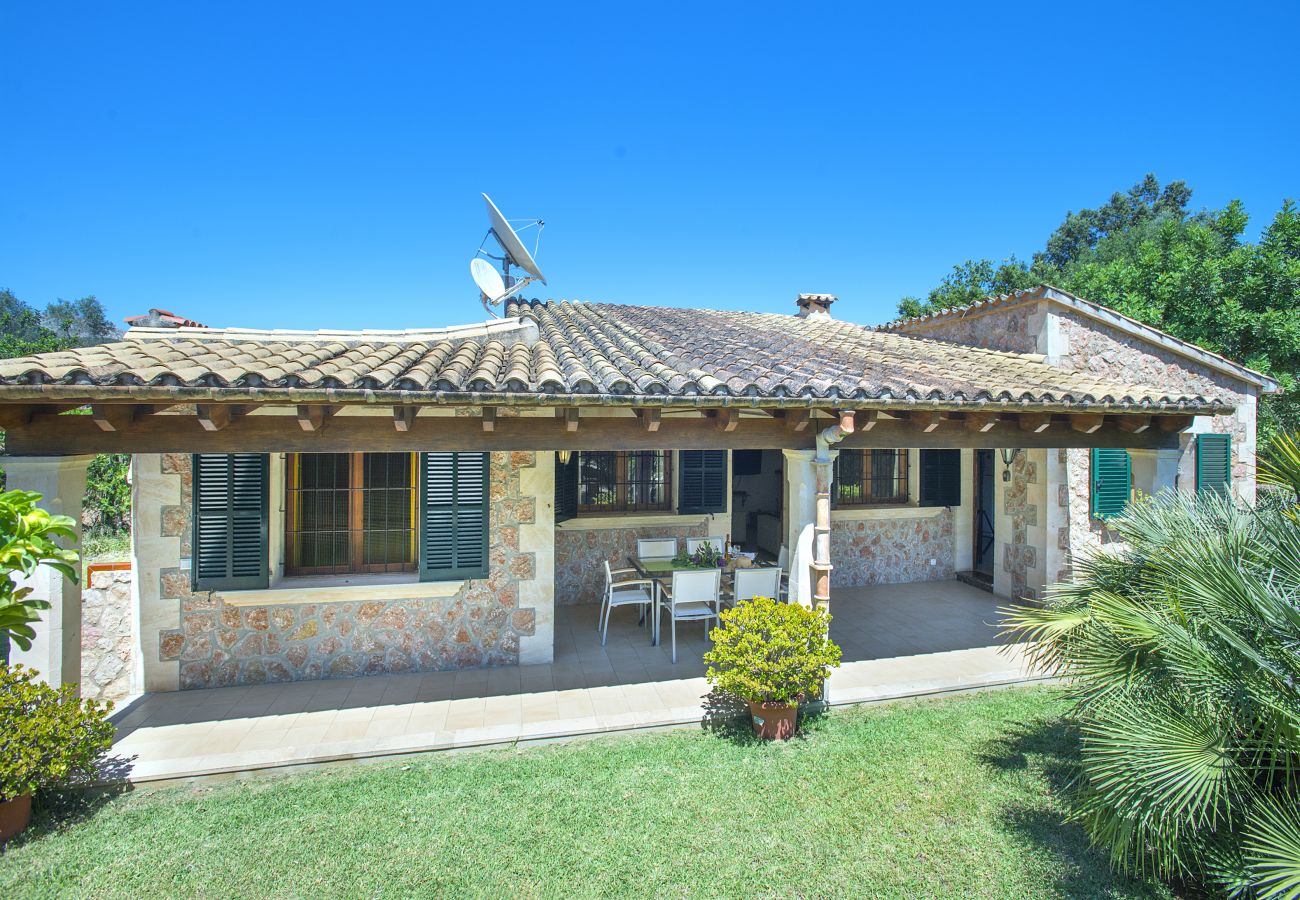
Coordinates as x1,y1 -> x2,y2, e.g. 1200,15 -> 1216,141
974,450 -> 996,577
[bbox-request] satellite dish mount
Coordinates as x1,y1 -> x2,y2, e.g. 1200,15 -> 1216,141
471,193 -> 547,317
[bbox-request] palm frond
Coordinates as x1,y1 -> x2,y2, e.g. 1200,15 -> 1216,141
1244,795 -> 1300,900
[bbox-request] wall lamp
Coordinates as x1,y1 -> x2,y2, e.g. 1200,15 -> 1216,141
999,448 -> 1019,482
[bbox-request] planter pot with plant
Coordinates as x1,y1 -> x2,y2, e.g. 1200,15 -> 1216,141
0,664 -> 114,841
703,596 -> 841,740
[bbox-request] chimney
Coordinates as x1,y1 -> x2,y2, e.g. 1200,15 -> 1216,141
124,309 -> 208,329
795,293 -> 836,320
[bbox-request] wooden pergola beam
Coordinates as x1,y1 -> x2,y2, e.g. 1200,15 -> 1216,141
393,406 -> 417,432
558,407 -> 580,432
297,404 -> 338,432
1069,413 -> 1105,435
712,408 -> 738,432
963,412 -> 999,433
1018,413 -> 1053,433
636,408 -> 661,432
783,409 -> 810,433
0,404 -> 79,429
481,406 -> 497,432
1,411 -> 1187,455
1157,415 -> 1194,432
196,404 -> 250,433
1117,415 -> 1151,434
908,410 -> 943,433
856,410 -> 878,431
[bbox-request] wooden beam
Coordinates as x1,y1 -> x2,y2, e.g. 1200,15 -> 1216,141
856,410 -> 878,431
481,406 -> 497,432
1,412 -> 1186,455
1156,415 -> 1194,432
196,404 -> 249,432
393,406 -> 417,432
297,404 -> 337,432
557,407 -> 580,432
907,410 -> 943,433
636,408 -> 661,432
91,404 -> 138,432
1116,415 -> 1151,434
1069,413 -> 1105,435
0,404 -> 79,429
783,409 -> 810,433
1018,413 -> 1053,433
712,408 -> 738,432
963,412 -> 998,433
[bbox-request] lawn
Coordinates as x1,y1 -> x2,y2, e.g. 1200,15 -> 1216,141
1,686 -> 1172,899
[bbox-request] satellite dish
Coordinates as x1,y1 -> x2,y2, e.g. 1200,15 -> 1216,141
482,193 -> 546,283
470,258 -> 506,302
470,193 -> 549,317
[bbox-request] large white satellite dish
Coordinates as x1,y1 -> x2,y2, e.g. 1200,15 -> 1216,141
469,193 -> 549,317
482,193 -> 546,283
470,258 -> 506,302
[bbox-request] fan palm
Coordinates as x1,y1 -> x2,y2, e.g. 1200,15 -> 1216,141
1004,490 -> 1300,898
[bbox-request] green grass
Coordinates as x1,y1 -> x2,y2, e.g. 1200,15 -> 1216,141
1,686 -> 1172,899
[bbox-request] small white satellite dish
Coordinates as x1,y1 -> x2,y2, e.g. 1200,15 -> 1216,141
482,193 -> 546,283
471,193 -> 549,317
470,258 -> 506,302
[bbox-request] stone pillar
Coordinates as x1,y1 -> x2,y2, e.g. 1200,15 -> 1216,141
782,449 -> 831,608
4,455 -> 94,690
518,451 -> 555,665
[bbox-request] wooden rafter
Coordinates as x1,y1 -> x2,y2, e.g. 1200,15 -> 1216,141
297,404 -> 338,432
908,410 -> 943,433
1117,415 -> 1151,434
636,408 -> 661,432
558,407 -> 580,432
393,406 -> 417,432
963,412 -> 998,433
1069,413 -> 1105,434
1157,415 -> 1194,432
711,408 -> 738,432
481,406 -> 497,432
782,409 -> 810,433
196,404 -> 249,433
1018,413 -> 1053,433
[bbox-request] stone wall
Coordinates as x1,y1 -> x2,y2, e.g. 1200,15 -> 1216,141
80,567 -> 133,702
1002,451 -> 1039,600
554,521 -> 710,606
829,510 -> 953,587
143,451 -> 545,690
894,305 -> 1039,354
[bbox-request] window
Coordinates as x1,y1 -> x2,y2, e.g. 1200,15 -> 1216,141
834,449 -> 909,506
577,451 -> 673,514
284,452 -> 417,576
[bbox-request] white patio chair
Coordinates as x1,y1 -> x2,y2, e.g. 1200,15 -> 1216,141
598,560 -> 655,646
685,536 -> 726,556
723,566 -> 782,608
636,537 -> 678,561
775,544 -> 791,602
657,568 -> 722,664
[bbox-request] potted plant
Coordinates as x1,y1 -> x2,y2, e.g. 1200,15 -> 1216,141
0,664 -> 114,841
703,596 -> 841,740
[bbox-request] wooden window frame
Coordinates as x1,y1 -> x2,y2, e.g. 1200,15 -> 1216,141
835,449 -> 910,507
284,452 -> 418,577
576,450 -> 674,515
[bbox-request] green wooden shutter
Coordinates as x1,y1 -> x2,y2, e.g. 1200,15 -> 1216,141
420,452 -> 489,581
554,452 -> 579,523
192,453 -> 269,591
678,450 -> 727,514
1090,448 -> 1131,519
1196,433 -> 1231,495
918,449 -> 961,507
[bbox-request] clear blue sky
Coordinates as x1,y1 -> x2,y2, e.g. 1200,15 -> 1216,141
3,2 -> 1297,331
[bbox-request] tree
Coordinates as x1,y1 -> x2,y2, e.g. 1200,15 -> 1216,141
0,490 -> 80,660
898,177 -> 1300,442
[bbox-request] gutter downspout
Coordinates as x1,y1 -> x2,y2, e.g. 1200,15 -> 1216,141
811,411 -> 855,613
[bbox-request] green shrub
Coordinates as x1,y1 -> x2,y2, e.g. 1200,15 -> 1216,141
84,454 -> 131,533
0,664 -> 114,801
0,489 -> 79,656
1004,491 -> 1300,898
704,597 -> 841,706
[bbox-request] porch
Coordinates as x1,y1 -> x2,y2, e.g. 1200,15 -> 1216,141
106,580 -> 1037,782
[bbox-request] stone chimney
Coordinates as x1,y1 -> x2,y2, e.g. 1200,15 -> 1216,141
123,309 -> 208,329
795,293 -> 836,320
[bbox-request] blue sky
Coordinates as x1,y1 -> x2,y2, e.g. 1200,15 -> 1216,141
3,2 -> 1297,331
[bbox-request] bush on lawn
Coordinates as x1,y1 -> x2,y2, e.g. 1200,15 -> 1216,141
0,489 -> 80,658
704,597 -> 841,706
1004,491 -> 1300,899
0,664 -> 114,802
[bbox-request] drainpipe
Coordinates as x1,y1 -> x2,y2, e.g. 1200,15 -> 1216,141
811,410 -> 855,613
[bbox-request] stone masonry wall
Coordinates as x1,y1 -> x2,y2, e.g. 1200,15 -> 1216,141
894,305 -> 1039,354
80,567 -> 134,702
829,510 -> 953,587
1003,451 -> 1039,601
554,521 -> 709,606
157,451 -> 542,689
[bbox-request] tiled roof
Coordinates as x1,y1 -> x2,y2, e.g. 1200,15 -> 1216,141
0,298 -> 1231,411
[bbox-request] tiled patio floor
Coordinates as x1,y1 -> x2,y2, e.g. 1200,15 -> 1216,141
108,581 -> 1038,782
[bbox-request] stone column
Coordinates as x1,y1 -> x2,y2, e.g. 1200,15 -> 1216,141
782,449 -> 832,608
4,455 -> 94,690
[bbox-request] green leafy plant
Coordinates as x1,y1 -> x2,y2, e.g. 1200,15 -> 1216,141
0,489 -> 79,654
0,664 -> 114,801
672,541 -> 723,569
1003,491 -> 1300,898
1259,431 -> 1300,519
704,596 -> 841,706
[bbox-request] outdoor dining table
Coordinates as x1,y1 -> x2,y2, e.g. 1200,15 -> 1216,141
625,556 -> 776,646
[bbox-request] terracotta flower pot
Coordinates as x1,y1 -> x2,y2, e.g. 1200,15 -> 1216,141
747,700 -> 798,740
0,794 -> 32,842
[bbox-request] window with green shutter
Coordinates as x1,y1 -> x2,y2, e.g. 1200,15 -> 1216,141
1090,448 -> 1131,520
1196,433 -> 1232,496
554,452 -> 579,523
677,450 -> 728,514
419,452 -> 489,581
192,453 -> 269,591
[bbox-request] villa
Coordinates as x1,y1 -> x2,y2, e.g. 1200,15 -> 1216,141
0,284 -> 1275,777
